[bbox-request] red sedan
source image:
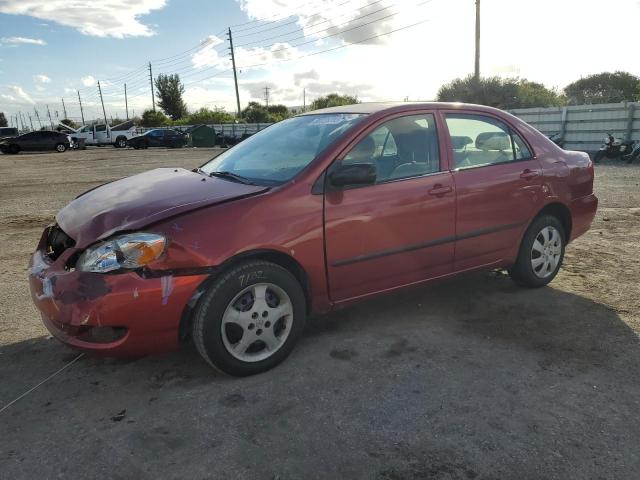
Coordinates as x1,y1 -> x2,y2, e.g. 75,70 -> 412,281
29,103 -> 598,376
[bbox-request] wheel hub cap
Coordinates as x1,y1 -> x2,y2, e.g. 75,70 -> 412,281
221,283 -> 293,362
530,226 -> 562,279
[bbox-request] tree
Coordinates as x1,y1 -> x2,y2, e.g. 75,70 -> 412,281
310,93 -> 359,110
60,118 -> 79,130
180,107 -> 235,125
437,76 -> 564,109
241,102 -> 291,123
141,109 -> 169,127
0,112 -> 7,127
154,73 -> 188,120
564,71 -> 640,105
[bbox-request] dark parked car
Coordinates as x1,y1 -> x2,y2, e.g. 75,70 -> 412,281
127,128 -> 188,149
29,102 -> 597,376
0,127 -> 19,140
0,130 -> 70,154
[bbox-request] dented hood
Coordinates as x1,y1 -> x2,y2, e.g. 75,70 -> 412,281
57,167 -> 268,248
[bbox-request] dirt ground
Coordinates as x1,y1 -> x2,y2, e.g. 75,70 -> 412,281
0,148 -> 639,479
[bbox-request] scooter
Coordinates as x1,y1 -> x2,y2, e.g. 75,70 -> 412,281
593,133 -> 635,163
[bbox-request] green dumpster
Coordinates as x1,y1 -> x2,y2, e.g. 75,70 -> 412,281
190,125 -> 217,147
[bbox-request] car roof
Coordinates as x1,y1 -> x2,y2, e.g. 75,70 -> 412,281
298,101 -> 507,116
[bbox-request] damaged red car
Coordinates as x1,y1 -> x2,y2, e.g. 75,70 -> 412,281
29,103 -> 598,376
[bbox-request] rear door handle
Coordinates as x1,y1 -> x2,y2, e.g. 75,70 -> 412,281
520,169 -> 540,180
428,184 -> 452,196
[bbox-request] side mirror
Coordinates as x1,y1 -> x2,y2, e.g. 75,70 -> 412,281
329,162 -> 377,187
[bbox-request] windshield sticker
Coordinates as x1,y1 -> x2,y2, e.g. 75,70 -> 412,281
308,114 -> 362,125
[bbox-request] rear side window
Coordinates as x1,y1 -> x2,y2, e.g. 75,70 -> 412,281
343,114 -> 440,183
445,114 -> 532,169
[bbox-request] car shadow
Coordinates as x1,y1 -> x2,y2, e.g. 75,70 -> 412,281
1,271 -> 639,479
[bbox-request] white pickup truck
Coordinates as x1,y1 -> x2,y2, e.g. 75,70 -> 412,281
70,121 -> 140,148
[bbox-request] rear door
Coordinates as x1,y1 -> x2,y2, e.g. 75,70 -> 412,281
19,132 -> 41,150
443,112 -> 544,270
324,112 -> 456,301
94,125 -> 109,144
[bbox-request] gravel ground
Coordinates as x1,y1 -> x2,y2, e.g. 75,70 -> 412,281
0,148 -> 639,479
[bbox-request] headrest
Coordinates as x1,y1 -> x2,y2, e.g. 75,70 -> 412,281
351,135 -> 376,158
476,132 -> 510,151
451,135 -> 473,149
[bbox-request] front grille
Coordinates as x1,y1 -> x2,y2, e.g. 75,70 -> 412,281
46,225 -> 75,261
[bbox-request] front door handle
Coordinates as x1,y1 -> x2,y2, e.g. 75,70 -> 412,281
428,184 -> 453,196
520,169 -> 540,180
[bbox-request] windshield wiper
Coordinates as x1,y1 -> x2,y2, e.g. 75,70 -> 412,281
208,170 -> 256,185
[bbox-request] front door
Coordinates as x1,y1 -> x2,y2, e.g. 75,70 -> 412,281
324,112 -> 456,302
442,112 -> 544,270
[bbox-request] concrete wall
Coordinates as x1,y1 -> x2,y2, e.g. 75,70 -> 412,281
510,102 -> 639,151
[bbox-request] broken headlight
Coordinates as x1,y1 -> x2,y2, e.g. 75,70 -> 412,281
76,233 -> 166,273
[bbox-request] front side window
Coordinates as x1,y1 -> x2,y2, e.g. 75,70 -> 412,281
445,114 -> 532,169
95,125 -> 107,132
201,114 -> 367,185
342,114 -> 440,182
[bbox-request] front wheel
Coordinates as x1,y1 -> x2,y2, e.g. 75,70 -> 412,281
509,215 -> 565,288
55,143 -> 67,153
192,260 -> 306,376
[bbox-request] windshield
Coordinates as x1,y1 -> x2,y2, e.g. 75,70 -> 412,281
200,113 -> 367,185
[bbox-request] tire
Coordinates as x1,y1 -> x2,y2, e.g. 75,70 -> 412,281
55,143 -> 67,153
8,144 -> 20,154
509,215 -> 566,288
115,137 -> 127,148
193,260 -> 306,376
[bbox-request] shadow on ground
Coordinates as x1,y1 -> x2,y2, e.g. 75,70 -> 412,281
1,272 -> 639,479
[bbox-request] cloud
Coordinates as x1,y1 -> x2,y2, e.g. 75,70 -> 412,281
1,36 -> 46,45
81,75 -> 96,87
191,34 -> 300,72
7,86 -> 35,105
237,0 -> 399,46
0,0 -> 167,38
293,69 -> 320,86
33,74 -> 51,83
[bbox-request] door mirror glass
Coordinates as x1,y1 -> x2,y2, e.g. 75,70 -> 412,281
329,162 -> 377,187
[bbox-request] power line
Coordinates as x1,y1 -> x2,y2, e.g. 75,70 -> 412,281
229,0 -> 328,31
239,0 -> 433,59
237,16 -> 433,71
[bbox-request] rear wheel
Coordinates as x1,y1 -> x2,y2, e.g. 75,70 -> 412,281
593,150 -> 605,163
509,215 -> 565,288
115,136 -> 127,148
55,143 -> 66,153
8,144 -> 20,154
192,260 -> 306,376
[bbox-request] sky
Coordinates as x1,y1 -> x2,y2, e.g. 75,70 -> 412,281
0,0 -> 639,127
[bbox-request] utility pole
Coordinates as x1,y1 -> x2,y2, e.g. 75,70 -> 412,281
77,90 -> 85,125
227,28 -> 242,118
17,111 -> 23,131
62,98 -> 67,119
46,105 -> 53,129
264,86 -> 270,108
34,108 -> 42,129
124,83 -> 129,120
148,62 -> 155,112
97,81 -> 108,125
474,0 -> 480,81
20,112 -> 28,131
28,113 -> 34,131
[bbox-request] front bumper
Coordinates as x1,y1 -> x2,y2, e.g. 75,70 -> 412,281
28,232 -> 207,357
